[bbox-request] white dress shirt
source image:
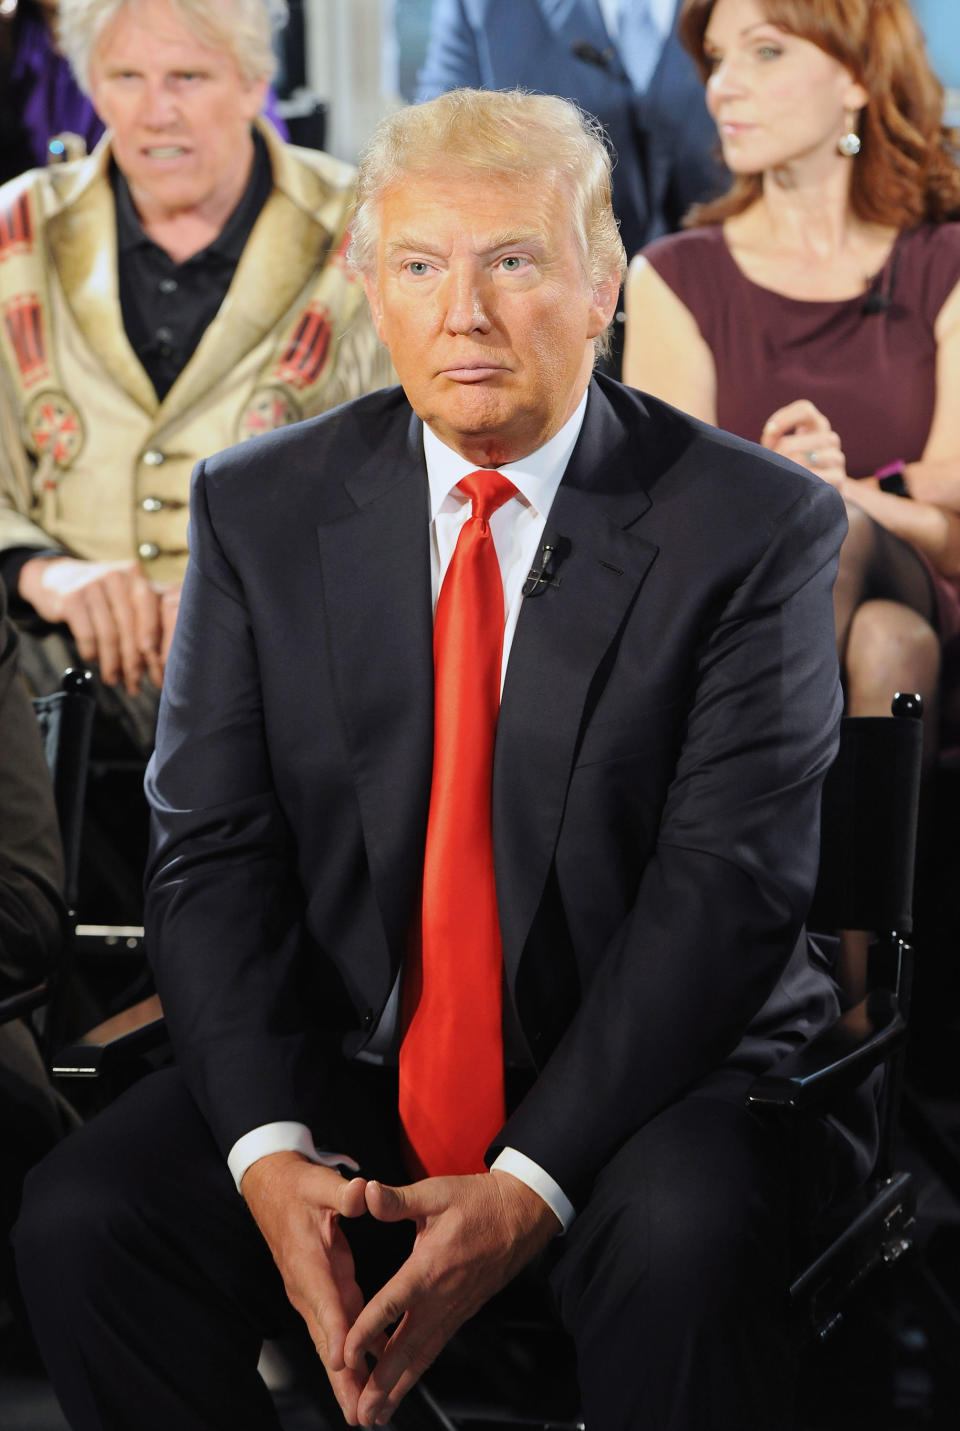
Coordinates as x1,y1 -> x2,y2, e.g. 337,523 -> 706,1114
598,0 -> 675,93
227,394 -> 590,1231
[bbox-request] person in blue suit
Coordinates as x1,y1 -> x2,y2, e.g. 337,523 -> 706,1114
416,0 -> 726,266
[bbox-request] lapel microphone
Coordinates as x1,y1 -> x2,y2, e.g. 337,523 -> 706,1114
861,290 -> 891,316
861,241 -> 901,317
571,40 -> 618,73
523,531 -> 566,598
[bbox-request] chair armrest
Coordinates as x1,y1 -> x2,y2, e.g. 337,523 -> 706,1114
0,980 -> 49,1026
747,989 -> 905,1111
52,993 -> 166,1078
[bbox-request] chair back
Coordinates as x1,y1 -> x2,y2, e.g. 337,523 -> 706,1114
31,668 -> 96,913
808,693 -> 923,939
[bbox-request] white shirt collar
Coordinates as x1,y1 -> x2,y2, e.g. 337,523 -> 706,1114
423,389 -> 590,523
598,0 -> 676,44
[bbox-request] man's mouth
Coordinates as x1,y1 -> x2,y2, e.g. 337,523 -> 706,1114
441,363 -> 507,382
143,146 -> 189,159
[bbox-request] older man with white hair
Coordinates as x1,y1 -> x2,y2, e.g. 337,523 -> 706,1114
0,0 -> 391,752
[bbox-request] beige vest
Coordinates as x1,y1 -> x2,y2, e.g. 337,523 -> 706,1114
0,122 -> 392,584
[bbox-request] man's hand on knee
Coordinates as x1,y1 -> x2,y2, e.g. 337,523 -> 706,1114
17,555 -> 168,694
241,1152 -> 371,1423
344,1169 -> 560,1428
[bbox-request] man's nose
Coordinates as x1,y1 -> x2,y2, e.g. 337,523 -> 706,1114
137,82 -> 180,129
442,267 -> 493,335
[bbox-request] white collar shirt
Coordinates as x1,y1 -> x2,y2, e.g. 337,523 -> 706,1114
597,0 -> 676,92
424,390 -> 588,693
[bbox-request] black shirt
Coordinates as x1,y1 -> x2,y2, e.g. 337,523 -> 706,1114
113,127 -> 272,402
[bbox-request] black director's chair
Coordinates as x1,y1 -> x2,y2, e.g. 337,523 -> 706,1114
0,667 -> 95,1054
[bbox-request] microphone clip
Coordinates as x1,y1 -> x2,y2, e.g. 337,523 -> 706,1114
571,40 -> 617,72
522,536 -> 565,598
860,291 -> 892,316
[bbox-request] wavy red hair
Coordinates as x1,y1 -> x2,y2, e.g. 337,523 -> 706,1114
678,0 -> 960,228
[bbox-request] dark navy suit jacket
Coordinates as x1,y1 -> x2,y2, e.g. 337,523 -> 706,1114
144,377 -> 872,1212
415,0 -> 726,259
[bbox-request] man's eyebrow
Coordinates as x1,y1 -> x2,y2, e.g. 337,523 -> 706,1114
383,234 -> 443,259
481,230 -> 547,253
383,230 -> 546,259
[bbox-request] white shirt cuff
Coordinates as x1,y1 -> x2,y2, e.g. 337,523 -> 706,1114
491,1147 -> 576,1232
227,1121 -> 360,1193
226,1127 -> 574,1234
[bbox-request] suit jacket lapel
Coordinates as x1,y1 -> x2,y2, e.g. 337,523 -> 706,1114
493,381 -> 660,981
636,20 -> 692,140
48,124 -> 336,423
315,408 -> 434,968
158,124 -> 335,421
542,0 -> 619,56
46,144 -> 158,415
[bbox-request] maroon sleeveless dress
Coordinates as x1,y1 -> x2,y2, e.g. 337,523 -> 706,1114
643,222 -> 960,645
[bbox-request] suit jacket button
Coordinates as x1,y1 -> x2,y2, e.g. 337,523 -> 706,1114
362,1009 -> 374,1029
138,542 -> 160,561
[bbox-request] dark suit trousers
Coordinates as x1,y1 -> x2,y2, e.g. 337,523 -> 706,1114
13,1063 -> 833,1431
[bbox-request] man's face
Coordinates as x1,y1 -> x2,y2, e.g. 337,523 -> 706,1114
88,0 -> 267,223
362,169 -> 620,466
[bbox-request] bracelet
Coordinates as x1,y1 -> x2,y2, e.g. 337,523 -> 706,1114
875,459 -> 911,497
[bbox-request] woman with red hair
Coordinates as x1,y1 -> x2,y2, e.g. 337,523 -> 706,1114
624,0 -> 960,756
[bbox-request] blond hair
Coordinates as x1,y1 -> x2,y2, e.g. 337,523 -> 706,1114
59,0 -> 287,91
349,88 -> 626,293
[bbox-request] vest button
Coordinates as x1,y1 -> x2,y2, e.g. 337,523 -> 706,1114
141,496 -> 164,512
138,542 -> 161,561
143,449 -> 166,467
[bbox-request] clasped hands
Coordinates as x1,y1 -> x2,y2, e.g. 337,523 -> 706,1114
761,398 -> 850,488
17,555 -> 181,695
242,1152 -> 560,1428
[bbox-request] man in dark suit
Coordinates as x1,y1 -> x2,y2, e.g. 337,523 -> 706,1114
15,88 -> 869,1431
416,0 -> 726,265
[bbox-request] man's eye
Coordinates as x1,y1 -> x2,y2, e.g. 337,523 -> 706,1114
757,45 -> 782,60
405,261 -> 432,276
500,256 -> 527,272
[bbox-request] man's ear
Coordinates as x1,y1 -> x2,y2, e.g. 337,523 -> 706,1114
588,272 -> 622,339
241,75 -> 271,125
362,273 -> 385,339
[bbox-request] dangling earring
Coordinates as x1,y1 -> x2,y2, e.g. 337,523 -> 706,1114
838,109 -> 862,158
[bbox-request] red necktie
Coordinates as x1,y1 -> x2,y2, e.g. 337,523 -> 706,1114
399,469 -> 517,1178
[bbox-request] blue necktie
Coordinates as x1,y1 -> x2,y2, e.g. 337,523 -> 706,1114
617,0 -> 666,94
